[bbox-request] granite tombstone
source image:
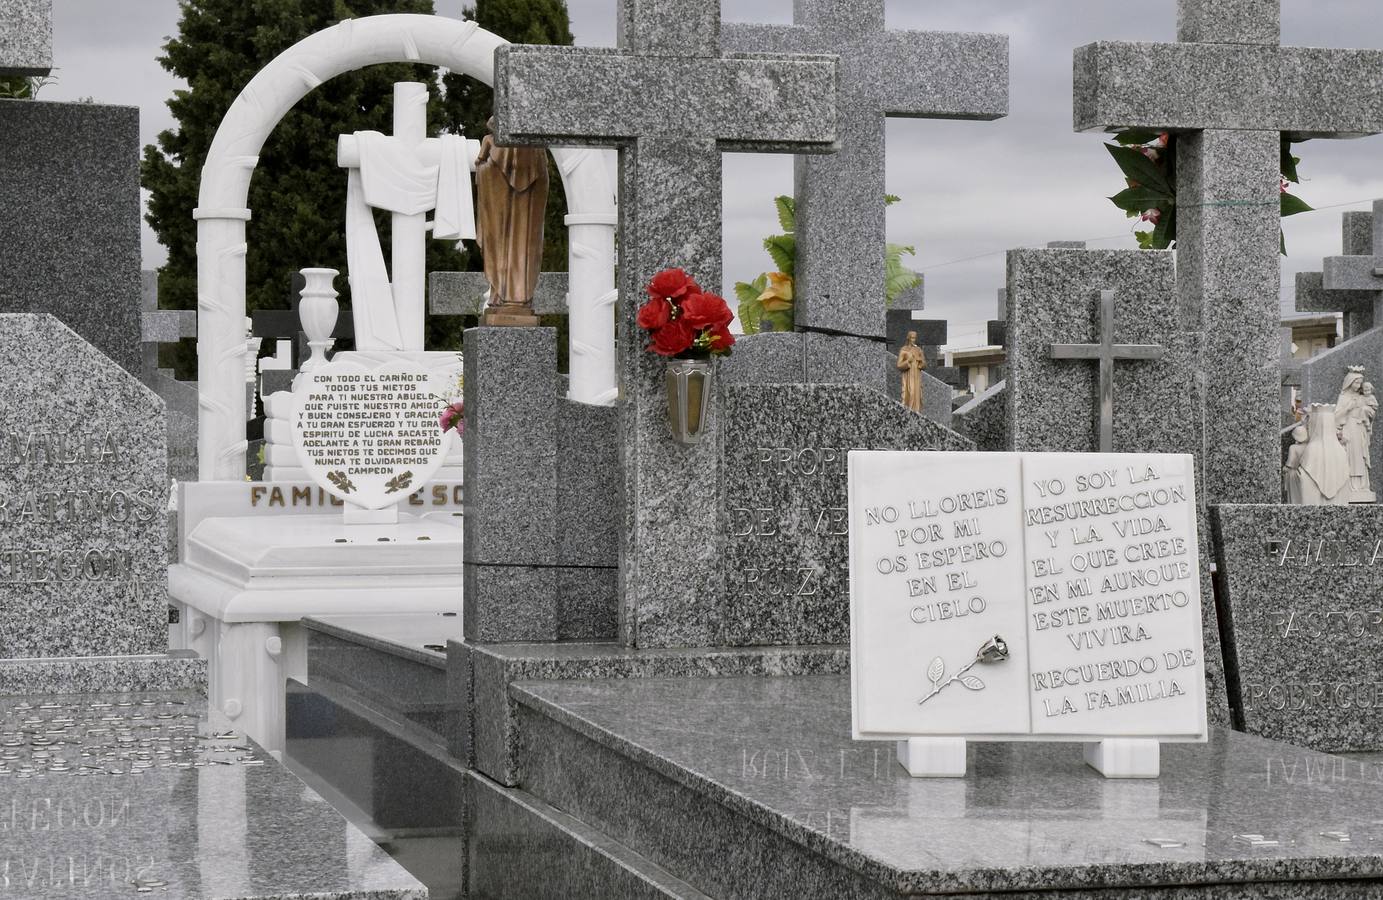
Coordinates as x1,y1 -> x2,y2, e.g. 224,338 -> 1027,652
0,100 -> 142,374
0,0 -> 51,76
1214,504 -> 1383,751
720,385 -> 971,648
0,314 -> 167,658
722,0 -> 1008,341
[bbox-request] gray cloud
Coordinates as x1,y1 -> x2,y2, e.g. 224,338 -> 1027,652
40,0 -> 1383,345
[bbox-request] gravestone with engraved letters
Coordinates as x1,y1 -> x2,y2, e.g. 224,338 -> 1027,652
720,385 -> 971,647
850,450 -> 1208,767
1213,504 -> 1383,752
0,314 -> 167,658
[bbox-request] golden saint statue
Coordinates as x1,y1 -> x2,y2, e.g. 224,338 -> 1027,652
476,117 -> 549,326
897,331 -> 927,412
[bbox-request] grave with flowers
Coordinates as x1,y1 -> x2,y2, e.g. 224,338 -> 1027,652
435,0 -> 1383,897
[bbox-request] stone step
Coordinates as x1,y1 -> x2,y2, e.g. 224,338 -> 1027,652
506,675 -> 898,898
467,772 -> 712,900
502,673 -> 1383,899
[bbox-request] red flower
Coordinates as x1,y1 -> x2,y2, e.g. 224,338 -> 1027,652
646,268 -> 700,302
650,319 -> 695,357
636,297 -> 672,331
1140,208 -> 1161,225
707,323 -> 736,353
680,292 -> 733,330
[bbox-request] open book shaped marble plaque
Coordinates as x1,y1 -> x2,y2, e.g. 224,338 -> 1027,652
848,452 -> 1207,776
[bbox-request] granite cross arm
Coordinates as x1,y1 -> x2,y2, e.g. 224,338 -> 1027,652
429,270 -> 570,317
1050,290 -> 1166,454
140,271 -> 197,379
0,0 -> 52,76
1324,199 -> 1383,295
1296,207 -> 1383,339
723,0 -> 1007,339
1073,0 -> 1383,506
493,0 -> 838,649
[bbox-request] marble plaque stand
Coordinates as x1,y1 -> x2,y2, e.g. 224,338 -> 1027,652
897,738 -> 1161,779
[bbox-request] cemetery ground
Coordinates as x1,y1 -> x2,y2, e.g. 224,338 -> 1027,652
12,0 -> 1383,898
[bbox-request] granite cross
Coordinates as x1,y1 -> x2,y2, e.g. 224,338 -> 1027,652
1316,200 -> 1383,338
494,0 -> 836,647
1288,205 -> 1377,340
1074,0 -> 1383,503
139,271 -> 196,382
722,0 -> 1007,339
428,270 -> 570,317
1050,289 -> 1165,454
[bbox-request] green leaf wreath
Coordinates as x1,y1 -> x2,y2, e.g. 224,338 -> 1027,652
1106,130 -> 1311,254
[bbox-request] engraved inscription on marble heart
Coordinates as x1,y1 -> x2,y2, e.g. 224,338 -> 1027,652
291,361 -> 449,510
849,451 -> 1207,743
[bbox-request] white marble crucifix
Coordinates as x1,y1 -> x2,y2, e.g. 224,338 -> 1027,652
337,81 -> 478,352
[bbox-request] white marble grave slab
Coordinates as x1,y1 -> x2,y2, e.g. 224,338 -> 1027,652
849,451 -> 1206,743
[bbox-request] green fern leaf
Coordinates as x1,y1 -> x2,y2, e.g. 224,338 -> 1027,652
774,195 -> 796,233
764,235 -> 796,277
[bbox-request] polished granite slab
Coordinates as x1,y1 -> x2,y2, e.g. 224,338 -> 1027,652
0,688 -> 425,899
0,653 -> 206,697
511,674 -> 1383,896
304,614 -> 462,669
303,614 -> 462,743
453,640 -> 849,783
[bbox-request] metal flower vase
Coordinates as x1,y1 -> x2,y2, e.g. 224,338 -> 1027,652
666,357 -> 713,444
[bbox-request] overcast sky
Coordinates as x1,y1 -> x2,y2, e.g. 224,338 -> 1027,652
43,0 -> 1383,348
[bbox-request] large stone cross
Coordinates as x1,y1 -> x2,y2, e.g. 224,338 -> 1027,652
1050,290 -> 1166,453
722,0 -> 1007,339
1074,0 -> 1383,504
494,0 -> 837,647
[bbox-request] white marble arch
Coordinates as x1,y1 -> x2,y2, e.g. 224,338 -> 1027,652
196,14 -> 618,481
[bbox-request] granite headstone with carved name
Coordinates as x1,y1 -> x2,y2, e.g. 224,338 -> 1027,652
0,314 -> 167,657
1214,504 -> 1383,751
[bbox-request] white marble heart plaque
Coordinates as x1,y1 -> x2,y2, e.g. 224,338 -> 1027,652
291,360 -> 449,510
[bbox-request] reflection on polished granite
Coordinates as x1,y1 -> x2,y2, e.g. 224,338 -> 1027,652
304,614 -> 461,669
0,688 -> 425,899
511,674 -> 1383,895
304,614 -> 460,740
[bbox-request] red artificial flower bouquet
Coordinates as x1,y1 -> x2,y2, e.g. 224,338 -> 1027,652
636,268 -> 736,358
